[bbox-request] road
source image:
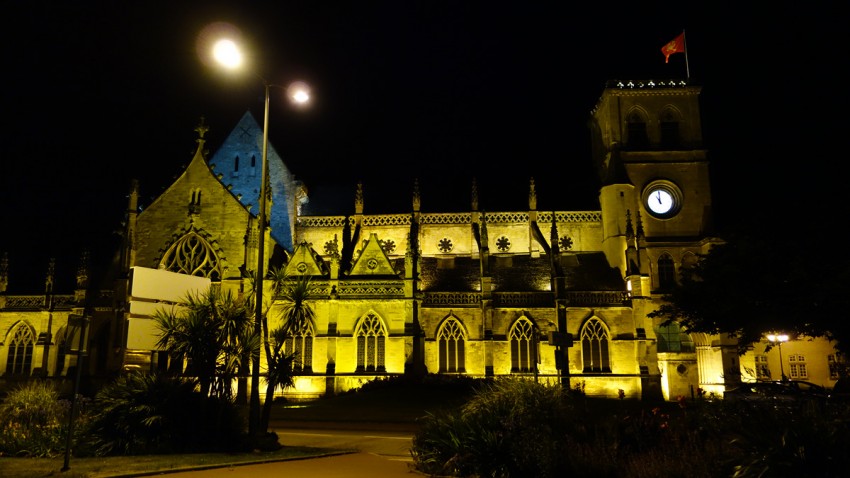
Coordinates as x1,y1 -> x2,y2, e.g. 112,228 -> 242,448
161,422 -> 422,477
275,425 -> 416,458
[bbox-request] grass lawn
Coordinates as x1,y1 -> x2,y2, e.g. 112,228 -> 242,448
0,376 -> 478,478
0,447 -> 353,478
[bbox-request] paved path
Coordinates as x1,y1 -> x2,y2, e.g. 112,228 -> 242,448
159,423 -> 425,477
161,451 -> 422,477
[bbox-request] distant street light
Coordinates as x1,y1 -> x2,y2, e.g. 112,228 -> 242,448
210,36 -> 309,440
767,333 -> 789,381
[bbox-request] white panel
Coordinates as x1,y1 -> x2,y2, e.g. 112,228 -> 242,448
130,267 -> 210,302
126,317 -> 164,350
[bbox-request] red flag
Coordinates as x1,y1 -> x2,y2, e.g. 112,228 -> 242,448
661,32 -> 685,63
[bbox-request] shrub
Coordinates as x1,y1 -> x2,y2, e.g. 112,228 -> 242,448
0,380 -> 69,457
723,400 -> 850,478
412,378 -> 574,477
411,380 -> 743,477
82,372 -> 245,456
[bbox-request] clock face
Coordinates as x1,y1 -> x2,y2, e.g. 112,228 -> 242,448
647,188 -> 674,214
643,181 -> 681,218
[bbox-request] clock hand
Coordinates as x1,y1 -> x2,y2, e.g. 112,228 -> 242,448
657,191 -> 662,204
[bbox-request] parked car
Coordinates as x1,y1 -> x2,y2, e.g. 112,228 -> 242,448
723,380 -> 831,404
831,377 -> 850,401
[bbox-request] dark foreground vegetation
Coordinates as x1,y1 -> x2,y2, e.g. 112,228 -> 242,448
410,378 -> 850,478
2,375 -> 849,477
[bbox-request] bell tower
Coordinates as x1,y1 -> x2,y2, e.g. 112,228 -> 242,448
590,79 -> 717,291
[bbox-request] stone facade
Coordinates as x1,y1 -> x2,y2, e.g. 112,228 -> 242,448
1,79 -> 843,401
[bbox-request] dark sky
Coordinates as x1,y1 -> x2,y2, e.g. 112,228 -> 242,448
1,1 -> 845,292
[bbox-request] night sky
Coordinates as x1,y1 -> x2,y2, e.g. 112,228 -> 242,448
1,1 -> 844,292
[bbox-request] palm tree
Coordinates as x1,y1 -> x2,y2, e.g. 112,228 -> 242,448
259,270 -> 316,432
260,326 -> 298,431
153,287 -> 254,399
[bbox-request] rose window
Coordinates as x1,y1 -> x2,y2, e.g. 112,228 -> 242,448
496,236 -> 511,252
367,258 -> 378,270
323,239 -> 339,255
559,236 -> 574,250
379,239 -> 396,254
438,238 -> 453,253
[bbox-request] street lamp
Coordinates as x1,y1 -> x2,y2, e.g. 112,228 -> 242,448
211,37 -> 309,440
767,333 -> 789,381
61,314 -> 89,472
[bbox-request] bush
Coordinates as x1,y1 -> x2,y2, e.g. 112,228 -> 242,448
722,400 -> 850,478
410,380 -> 736,477
412,378 -> 574,477
82,372 -> 246,456
0,380 -> 71,457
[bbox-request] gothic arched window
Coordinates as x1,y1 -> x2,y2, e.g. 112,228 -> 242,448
285,319 -> 314,373
356,313 -> 386,372
581,318 -> 611,373
626,110 -> 649,149
5,323 -> 35,375
681,252 -> 698,270
160,231 -> 222,280
510,317 -> 537,373
656,322 -> 694,353
438,317 -> 466,373
54,326 -> 69,376
658,253 -> 676,290
660,108 -> 682,148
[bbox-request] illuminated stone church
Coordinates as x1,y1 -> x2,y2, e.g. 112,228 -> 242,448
1,79 -> 841,400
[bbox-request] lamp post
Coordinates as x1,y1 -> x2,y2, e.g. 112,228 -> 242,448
61,314 -> 89,472
212,38 -> 309,439
767,333 -> 789,381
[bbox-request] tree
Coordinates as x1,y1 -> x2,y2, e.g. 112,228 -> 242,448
259,270 -> 316,432
153,287 -> 256,399
649,232 -> 850,355
260,327 -> 298,433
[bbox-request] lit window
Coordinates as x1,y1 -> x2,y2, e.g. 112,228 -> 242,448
5,323 -> 35,375
356,313 -> 386,372
285,320 -> 314,373
828,354 -> 842,380
438,317 -> 466,373
510,317 -> 537,373
581,318 -> 611,373
755,355 -> 770,379
789,354 -> 807,379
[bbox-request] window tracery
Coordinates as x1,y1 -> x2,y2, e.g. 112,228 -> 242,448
581,317 -> 610,373
510,317 -> 536,373
5,323 -> 35,375
285,320 -> 314,373
356,313 -> 386,372
160,231 -> 223,280
438,317 -> 466,373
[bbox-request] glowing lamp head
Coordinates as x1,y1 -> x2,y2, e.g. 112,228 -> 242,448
288,81 -> 311,105
212,39 -> 243,69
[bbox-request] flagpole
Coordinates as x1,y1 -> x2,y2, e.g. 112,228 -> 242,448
682,29 -> 691,80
